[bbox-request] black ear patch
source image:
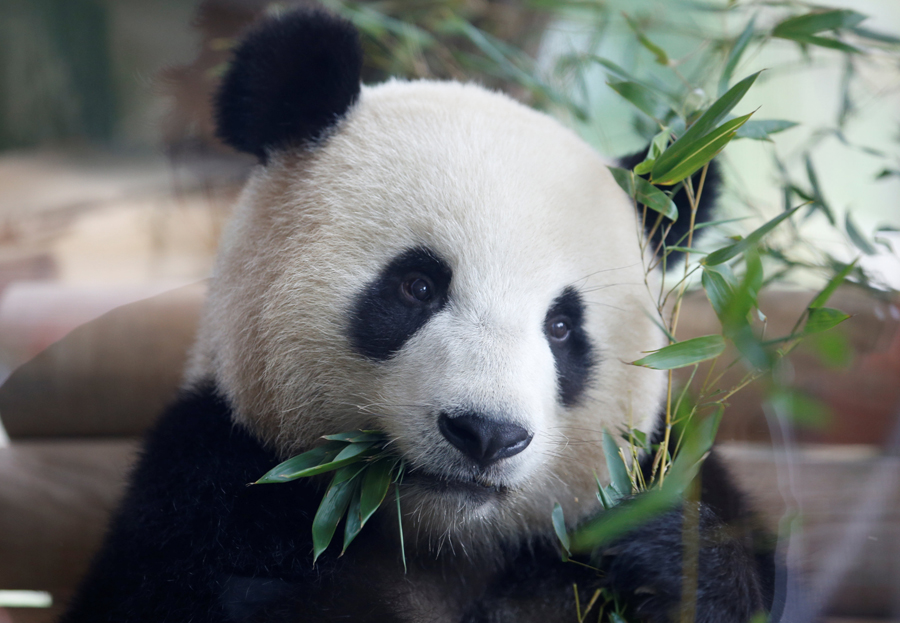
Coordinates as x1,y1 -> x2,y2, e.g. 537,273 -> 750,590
215,9 -> 363,161
618,149 -> 721,264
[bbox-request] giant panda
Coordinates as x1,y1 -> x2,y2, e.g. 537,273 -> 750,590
61,9 -> 775,623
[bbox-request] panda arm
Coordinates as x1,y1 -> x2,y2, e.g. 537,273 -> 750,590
467,453 -> 776,623
595,452 -> 776,623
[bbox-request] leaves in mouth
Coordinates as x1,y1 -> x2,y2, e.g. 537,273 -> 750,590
253,430 -> 406,565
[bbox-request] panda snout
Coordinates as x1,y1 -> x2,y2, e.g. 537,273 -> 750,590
438,412 -> 533,467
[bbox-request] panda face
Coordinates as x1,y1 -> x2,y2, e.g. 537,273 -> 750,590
189,80 -> 666,543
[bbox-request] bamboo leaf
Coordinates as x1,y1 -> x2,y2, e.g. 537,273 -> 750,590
773,10 -> 866,38
552,503 -> 571,558
608,166 -> 678,221
651,113 -> 753,185
261,442 -> 376,482
255,441 -> 345,483
735,119 -> 798,141
810,260 -> 858,309
342,480 -> 364,554
359,459 -> 395,526
664,407 -> 723,490
608,80 -> 667,119
603,430 -> 632,496
804,307 -> 851,335
624,13 -> 669,65
597,483 -> 617,510
845,213 -> 877,255
719,17 -> 756,96
571,411 -> 722,553
312,474 -> 359,562
703,205 -> 802,266
572,486 -> 677,552
701,267 -> 735,316
784,34 -> 861,53
804,154 -> 837,225
632,335 -> 726,369
634,128 -> 671,175
851,26 -> 900,45
651,71 -> 761,183
322,431 -> 385,443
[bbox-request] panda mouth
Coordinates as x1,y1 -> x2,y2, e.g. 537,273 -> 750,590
406,469 -> 508,499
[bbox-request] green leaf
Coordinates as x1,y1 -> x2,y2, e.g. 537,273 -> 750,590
851,26 -> 900,45
262,442 -> 377,482
735,119 -> 798,141
703,205 -> 802,266
665,408 -> 723,490
359,459 -> 395,526
633,129 -> 671,175
312,475 -> 359,562
719,17 -> 756,96
701,267 -> 735,316
809,259 -> 858,308
590,57 -> 641,83
632,335 -> 726,369
608,80 -> 667,119
784,34 -> 861,53
255,441 -> 345,483
552,503 -> 571,558
330,462 -> 368,485
572,486 -> 677,552
342,480 -> 364,554
602,430 -> 632,496
745,249 -> 764,304
651,71 -> 761,184
322,431 -> 386,443
773,10 -> 866,38
571,411 -> 722,553
608,166 -> 678,221
693,216 -> 751,231
845,213 -> 877,255
805,154 -> 836,225
651,113 -> 752,185
804,307 -> 851,335
597,484 -> 618,510
624,13 -> 669,65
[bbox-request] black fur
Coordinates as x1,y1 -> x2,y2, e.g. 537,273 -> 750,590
214,9 -> 363,161
60,385 -> 404,623
349,246 -> 452,361
63,386 -> 775,623
545,287 -> 595,407
617,150 -> 721,264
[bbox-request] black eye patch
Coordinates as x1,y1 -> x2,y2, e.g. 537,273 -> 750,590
349,247 -> 452,361
544,287 -> 595,407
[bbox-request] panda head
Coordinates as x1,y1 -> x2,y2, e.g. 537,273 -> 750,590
189,9 -> 666,546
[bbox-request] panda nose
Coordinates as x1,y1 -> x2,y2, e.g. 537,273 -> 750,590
438,412 -> 532,467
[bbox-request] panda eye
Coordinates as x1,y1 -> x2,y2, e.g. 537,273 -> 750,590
401,274 -> 434,304
546,317 -> 571,342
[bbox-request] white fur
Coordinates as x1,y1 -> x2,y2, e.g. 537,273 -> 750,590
186,80 -> 666,547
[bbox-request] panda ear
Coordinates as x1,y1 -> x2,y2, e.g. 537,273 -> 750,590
618,148 -> 721,260
214,9 -> 363,162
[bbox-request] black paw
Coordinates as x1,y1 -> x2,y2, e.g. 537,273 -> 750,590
594,503 -> 767,623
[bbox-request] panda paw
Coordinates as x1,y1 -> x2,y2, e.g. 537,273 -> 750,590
595,503 -> 768,623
